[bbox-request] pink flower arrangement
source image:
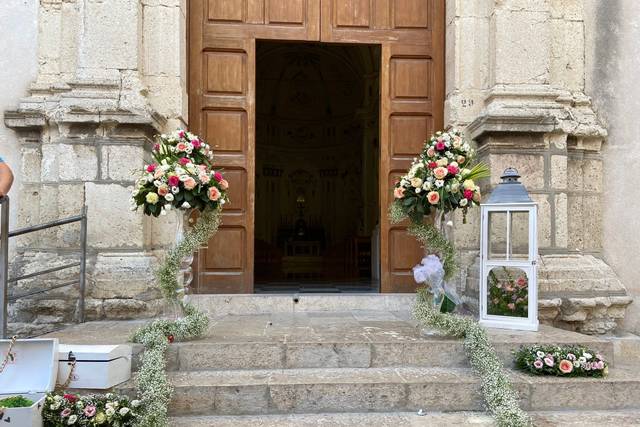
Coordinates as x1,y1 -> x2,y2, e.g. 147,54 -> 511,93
130,129 -> 229,217
392,129 -> 489,223
515,345 -> 608,378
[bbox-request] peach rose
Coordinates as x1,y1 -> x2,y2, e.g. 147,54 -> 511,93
183,177 -> 197,190
393,187 -> 406,199
427,191 -> 440,205
154,169 -> 165,179
472,191 -> 481,203
457,155 -> 466,165
208,186 -> 221,201
426,147 -> 436,157
157,185 -> 169,196
433,167 -> 448,180
558,359 -> 573,374
219,179 -> 229,190
199,174 -> 210,184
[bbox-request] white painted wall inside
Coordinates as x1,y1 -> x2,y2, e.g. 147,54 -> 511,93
585,0 -> 640,333
0,0 -> 38,231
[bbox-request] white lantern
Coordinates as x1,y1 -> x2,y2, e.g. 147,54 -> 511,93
479,168 -> 538,331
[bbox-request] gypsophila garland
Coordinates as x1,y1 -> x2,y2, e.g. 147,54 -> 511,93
413,288 -> 532,427
134,329 -> 170,427
389,203 -> 458,281
157,207 -> 222,303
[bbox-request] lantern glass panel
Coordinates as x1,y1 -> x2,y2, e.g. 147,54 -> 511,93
509,211 -> 529,260
486,267 -> 529,318
488,211 -> 507,260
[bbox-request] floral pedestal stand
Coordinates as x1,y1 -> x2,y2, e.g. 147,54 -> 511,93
174,209 -> 194,297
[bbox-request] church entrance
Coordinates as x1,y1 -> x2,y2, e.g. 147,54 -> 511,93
188,0 -> 444,294
254,42 -> 380,293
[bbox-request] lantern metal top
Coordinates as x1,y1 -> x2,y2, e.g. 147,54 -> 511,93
484,167 -> 533,204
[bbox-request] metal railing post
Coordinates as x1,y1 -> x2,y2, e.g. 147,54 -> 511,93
78,205 -> 88,323
0,197 -> 10,339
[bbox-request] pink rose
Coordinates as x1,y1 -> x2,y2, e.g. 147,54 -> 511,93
427,191 -> 440,205
158,185 -> 169,196
219,179 -> 229,190
435,141 -> 446,151
176,142 -> 188,152
183,177 -> 197,190
146,164 -> 157,173
457,155 -> 466,164
393,187 -> 405,199
426,147 -> 436,157
516,277 -> 527,288
463,189 -> 474,200
178,130 -> 185,138
179,157 -> 190,166
84,405 -> 97,417
61,408 -> 72,418
433,167 -> 448,180
191,139 -> 201,148
213,171 -> 223,182
168,175 -> 180,187
447,164 -> 459,175
544,357 -> 554,367
533,359 -> 544,369
199,174 -> 210,184
208,186 -> 221,201
559,359 -> 573,374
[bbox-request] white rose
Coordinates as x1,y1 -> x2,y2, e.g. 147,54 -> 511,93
131,400 -> 141,408
422,182 -> 431,190
410,177 -> 423,188
68,415 -> 77,425
50,402 -> 61,410
119,407 -> 130,416
165,193 -> 174,201
459,198 -> 468,207
578,357 -> 586,364
181,202 -> 191,209
153,180 -> 162,187
106,408 -> 115,416
584,352 -> 592,360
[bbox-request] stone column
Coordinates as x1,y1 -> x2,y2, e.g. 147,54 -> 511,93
449,0 -> 631,334
4,0 -> 186,335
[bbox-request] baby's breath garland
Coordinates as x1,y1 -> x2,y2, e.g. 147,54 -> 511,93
414,288 -> 531,427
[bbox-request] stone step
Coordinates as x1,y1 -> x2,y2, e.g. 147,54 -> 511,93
156,366 -> 640,416
169,410 -> 640,427
184,294 -> 418,317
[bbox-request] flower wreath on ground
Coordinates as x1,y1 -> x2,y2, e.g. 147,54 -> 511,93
515,345 -> 608,378
42,392 -> 141,427
391,130 -> 531,426
127,129 -> 229,427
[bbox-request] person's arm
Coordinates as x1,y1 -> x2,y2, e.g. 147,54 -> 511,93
0,162 -> 14,197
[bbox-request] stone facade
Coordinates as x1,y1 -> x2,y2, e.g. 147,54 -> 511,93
1,0 -> 636,335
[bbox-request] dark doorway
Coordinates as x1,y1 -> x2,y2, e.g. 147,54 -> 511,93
254,41 -> 381,293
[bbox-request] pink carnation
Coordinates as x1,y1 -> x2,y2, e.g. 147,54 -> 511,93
191,139 -> 201,148
146,164 -> 157,173
178,130 -> 185,138
168,175 -> 180,187
178,157 -> 190,166
153,143 -> 160,152
213,172 -> 223,182
447,164 -> 459,175
435,141 -> 446,151
463,189 -> 474,200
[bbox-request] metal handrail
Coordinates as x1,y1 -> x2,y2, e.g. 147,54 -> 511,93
0,196 -> 88,338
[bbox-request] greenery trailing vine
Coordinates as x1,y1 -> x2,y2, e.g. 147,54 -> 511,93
413,288 -> 531,427
130,207 -> 222,427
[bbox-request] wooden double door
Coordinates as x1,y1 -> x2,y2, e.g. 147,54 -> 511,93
189,0 -> 444,293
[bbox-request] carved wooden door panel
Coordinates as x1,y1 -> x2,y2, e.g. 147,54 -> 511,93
320,0 -> 445,292
189,0 -> 321,292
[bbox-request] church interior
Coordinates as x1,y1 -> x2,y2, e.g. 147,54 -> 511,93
254,41 -> 381,293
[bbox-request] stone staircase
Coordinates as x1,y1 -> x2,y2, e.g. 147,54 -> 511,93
46,295 -> 640,426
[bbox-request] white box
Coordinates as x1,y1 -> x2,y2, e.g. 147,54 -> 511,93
57,344 -> 132,389
0,338 -> 59,427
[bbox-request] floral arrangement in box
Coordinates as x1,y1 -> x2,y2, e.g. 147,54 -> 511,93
487,267 -> 528,317
130,129 -> 229,217
392,129 -> 488,224
514,345 -> 608,378
42,392 -> 140,426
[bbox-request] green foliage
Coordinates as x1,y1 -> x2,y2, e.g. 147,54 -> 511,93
0,396 -> 34,408
413,288 -> 532,427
